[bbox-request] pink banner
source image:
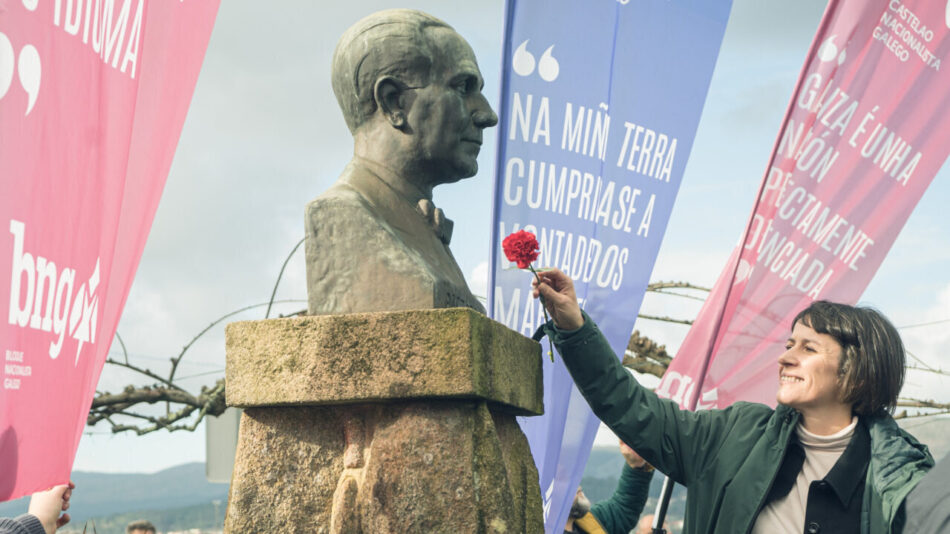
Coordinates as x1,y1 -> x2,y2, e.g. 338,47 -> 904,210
659,0 -> 950,410
1,0 -> 219,501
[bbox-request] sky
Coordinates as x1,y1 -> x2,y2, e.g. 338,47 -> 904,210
72,0 -> 950,473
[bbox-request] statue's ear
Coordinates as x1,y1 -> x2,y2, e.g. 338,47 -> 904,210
374,76 -> 408,130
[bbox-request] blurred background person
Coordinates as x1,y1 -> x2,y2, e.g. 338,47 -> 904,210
903,451 -> 950,533
126,519 -> 156,534
564,441 -> 654,534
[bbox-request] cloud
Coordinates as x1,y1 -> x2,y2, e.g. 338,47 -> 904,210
469,261 -> 490,302
723,0 -> 827,50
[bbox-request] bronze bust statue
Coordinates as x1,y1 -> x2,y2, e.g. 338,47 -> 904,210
305,9 -> 497,315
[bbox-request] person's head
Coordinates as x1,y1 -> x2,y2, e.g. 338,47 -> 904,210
563,487 -> 591,531
777,300 -> 905,418
569,487 -> 591,518
126,519 -> 156,534
332,9 -> 498,189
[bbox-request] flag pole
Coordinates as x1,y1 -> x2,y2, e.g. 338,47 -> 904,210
651,476 -> 675,534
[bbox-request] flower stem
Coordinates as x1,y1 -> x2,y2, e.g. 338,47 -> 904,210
528,265 -> 554,362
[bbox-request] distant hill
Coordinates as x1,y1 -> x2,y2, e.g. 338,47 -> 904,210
58,501 -> 224,534
0,463 -> 229,527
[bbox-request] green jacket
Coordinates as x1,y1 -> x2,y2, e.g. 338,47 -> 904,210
590,464 -> 653,534
552,315 -> 933,534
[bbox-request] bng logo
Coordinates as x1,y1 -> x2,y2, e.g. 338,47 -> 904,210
7,220 -> 100,364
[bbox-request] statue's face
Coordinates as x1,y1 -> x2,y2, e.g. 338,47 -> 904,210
404,28 -> 498,184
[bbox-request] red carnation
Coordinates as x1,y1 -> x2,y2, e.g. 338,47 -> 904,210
502,230 -> 540,269
500,229 -> 553,361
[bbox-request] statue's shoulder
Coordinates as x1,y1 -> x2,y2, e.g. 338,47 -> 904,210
305,175 -> 399,256
306,177 -> 380,225
307,162 -> 389,217
308,180 -> 367,210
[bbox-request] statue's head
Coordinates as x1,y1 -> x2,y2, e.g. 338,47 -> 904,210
332,9 -> 498,188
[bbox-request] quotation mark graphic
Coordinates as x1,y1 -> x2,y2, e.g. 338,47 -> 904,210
0,31 -> 41,116
512,40 -> 560,82
816,35 -> 847,65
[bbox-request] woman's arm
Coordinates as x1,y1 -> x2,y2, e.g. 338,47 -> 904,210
535,269 -> 745,484
0,515 -> 45,534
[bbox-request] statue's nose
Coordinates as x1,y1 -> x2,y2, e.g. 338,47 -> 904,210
472,95 -> 498,128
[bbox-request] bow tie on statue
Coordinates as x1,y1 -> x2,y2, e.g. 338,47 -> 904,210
416,198 -> 454,245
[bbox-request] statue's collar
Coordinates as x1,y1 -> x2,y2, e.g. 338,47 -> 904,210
351,157 -> 429,206
347,157 -> 453,245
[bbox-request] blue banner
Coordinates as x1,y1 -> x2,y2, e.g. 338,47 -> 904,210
488,1 -> 732,530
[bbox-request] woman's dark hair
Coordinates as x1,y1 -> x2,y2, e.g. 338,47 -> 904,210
793,300 -> 904,417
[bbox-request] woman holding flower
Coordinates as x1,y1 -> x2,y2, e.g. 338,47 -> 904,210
530,268 -> 932,534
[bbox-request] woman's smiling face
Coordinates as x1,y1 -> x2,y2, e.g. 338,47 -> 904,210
776,321 -> 846,413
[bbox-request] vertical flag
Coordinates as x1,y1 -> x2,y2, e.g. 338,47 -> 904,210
660,0 -> 950,411
488,0 -> 731,530
0,0 -> 219,501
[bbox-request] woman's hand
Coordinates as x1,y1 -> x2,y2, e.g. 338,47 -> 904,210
532,268 -> 584,330
27,481 -> 74,534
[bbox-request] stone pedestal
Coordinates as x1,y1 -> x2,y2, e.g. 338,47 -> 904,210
223,308 -> 544,533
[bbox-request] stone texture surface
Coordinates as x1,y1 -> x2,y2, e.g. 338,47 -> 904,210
225,401 -> 543,533
224,308 -> 544,533
225,406 -> 345,533
225,307 -> 542,416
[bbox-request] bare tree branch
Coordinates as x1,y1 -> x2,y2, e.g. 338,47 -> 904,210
622,353 -> 668,379
646,281 -> 711,292
266,236 -> 305,319
897,397 -> 950,411
104,358 -> 187,392
905,364 -> 950,376
115,332 -> 130,366
88,379 -> 227,435
636,313 -> 694,326
621,330 -> 672,379
645,281 -> 710,303
92,385 -> 207,409
893,409 -> 950,420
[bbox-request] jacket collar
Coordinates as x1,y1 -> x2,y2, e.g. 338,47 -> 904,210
823,417 -> 870,508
